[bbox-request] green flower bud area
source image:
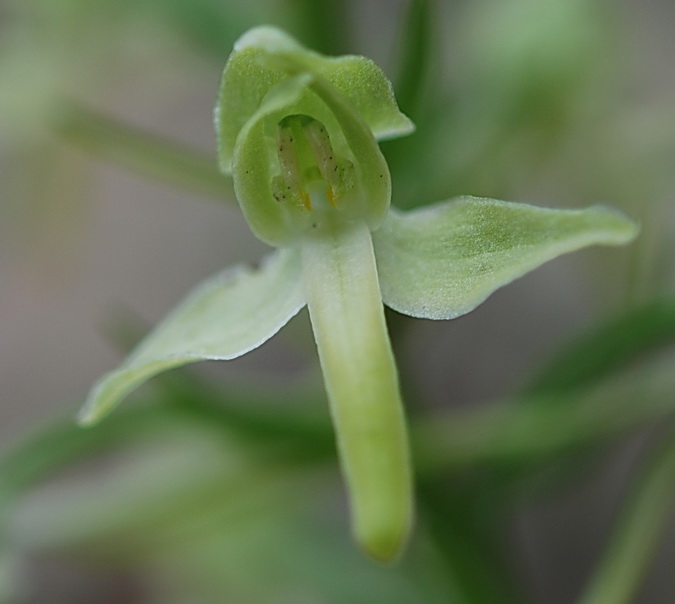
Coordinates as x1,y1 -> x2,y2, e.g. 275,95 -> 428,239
219,28 -> 407,246
232,79 -> 391,246
272,114 -> 355,213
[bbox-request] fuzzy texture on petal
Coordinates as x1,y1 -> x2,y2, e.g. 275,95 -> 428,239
216,26 -> 413,174
373,196 -> 638,320
78,249 -> 305,425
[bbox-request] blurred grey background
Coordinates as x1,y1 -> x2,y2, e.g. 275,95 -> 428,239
1,0 -> 674,602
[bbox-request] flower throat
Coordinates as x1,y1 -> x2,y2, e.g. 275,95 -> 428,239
272,115 -> 355,212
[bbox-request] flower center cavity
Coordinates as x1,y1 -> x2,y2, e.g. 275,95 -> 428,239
272,115 -> 354,212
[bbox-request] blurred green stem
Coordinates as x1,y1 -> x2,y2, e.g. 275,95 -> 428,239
293,0 -> 350,54
525,296 -> 675,396
578,430 -> 675,604
0,372 -> 331,516
413,295 -> 675,473
394,0 -> 432,118
0,406 -> 163,512
417,478 -> 527,604
413,359 -> 675,474
53,104 -> 234,201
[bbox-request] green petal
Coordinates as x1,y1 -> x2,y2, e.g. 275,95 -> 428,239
231,72 -> 315,246
231,67 -> 393,245
78,249 -> 305,426
301,220 -> 413,563
216,25 -> 406,246
216,26 -> 413,174
373,197 -> 639,320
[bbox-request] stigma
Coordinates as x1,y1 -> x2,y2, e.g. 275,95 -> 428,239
272,115 -> 354,212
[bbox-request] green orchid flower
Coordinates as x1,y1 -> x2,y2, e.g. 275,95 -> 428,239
79,26 -> 638,562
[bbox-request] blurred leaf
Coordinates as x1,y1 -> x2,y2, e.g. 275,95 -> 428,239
55,104 -> 234,201
416,478 -> 527,604
393,0 -> 433,118
0,407 -> 166,514
579,430 -> 675,604
138,0 -> 264,57
458,0 -> 610,119
287,0 -> 350,55
414,356 -> 675,473
153,369 -> 333,454
9,449 -> 447,604
525,297 -> 675,396
399,0 -> 618,203
0,375 -> 331,524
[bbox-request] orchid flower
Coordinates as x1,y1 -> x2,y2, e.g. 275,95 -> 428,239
78,26 -> 638,562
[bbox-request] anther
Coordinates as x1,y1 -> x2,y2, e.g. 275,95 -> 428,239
275,120 -> 310,210
302,118 -> 353,205
272,115 -> 354,211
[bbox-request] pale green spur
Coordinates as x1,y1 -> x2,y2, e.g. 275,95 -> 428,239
79,26 -> 638,563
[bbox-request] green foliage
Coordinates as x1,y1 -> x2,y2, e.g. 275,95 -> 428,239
1,1 -> 674,603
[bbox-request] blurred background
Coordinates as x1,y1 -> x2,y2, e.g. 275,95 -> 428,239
1,0 -> 674,602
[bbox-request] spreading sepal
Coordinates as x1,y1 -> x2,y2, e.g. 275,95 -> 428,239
78,249 -> 305,425
373,196 -> 639,320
